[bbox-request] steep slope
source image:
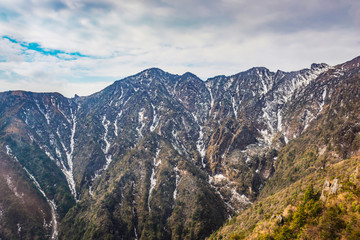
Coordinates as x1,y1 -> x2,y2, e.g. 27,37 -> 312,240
208,57 -> 360,239
0,92 -> 76,239
0,146 -> 54,239
60,69 -> 229,239
0,56 -> 358,239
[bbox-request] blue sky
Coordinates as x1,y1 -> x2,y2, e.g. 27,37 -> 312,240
0,0 -> 359,97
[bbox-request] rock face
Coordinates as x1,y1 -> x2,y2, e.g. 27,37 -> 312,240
321,178 -> 342,200
0,56 -> 359,239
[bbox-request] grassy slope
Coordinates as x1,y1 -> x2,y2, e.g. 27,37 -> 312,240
209,156 -> 360,240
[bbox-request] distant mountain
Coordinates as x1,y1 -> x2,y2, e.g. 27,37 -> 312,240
0,56 -> 359,239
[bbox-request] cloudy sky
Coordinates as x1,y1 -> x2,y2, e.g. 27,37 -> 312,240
0,0 -> 359,97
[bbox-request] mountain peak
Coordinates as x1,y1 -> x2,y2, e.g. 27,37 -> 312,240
181,71 -> 200,79
247,66 -> 271,74
139,67 -> 166,76
310,63 -> 329,70
132,67 -> 175,84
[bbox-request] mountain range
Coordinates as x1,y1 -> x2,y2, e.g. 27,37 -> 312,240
0,56 -> 359,240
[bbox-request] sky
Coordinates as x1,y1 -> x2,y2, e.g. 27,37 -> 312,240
0,0 -> 359,97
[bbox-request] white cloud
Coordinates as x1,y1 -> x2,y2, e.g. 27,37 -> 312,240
0,0 -> 359,97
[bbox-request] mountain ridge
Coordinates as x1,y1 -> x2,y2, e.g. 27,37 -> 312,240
0,56 -> 359,239
0,60 -> 333,98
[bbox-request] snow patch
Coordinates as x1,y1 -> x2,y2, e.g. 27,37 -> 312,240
303,109 -> 315,131
261,109 -> 275,144
6,145 -> 17,161
114,110 -> 123,137
260,128 -> 273,145
277,110 -> 283,132
35,100 -> 51,125
148,168 -> 156,212
56,109 -> 77,200
0,204 -> 3,221
173,166 -> 181,201
284,135 -> 289,144
17,223 -> 21,235
88,186 -> 94,196
303,89 -> 327,133
136,108 -> 146,139
192,113 -> 207,167
102,116 -> 112,160
259,65 -> 330,146
224,77 -> 235,91
6,176 -> 23,199
88,115 -> 116,193
171,129 -> 183,155
150,104 -> 159,132
318,88 -> 327,113
148,148 -> 162,212
231,96 -> 238,118
197,125 -> 207,168
25,170 -> 58,239
206,82 -> 214,117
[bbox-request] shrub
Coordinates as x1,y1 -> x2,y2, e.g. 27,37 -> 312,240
319,206 -> 345,239
229,233 -> 242,240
